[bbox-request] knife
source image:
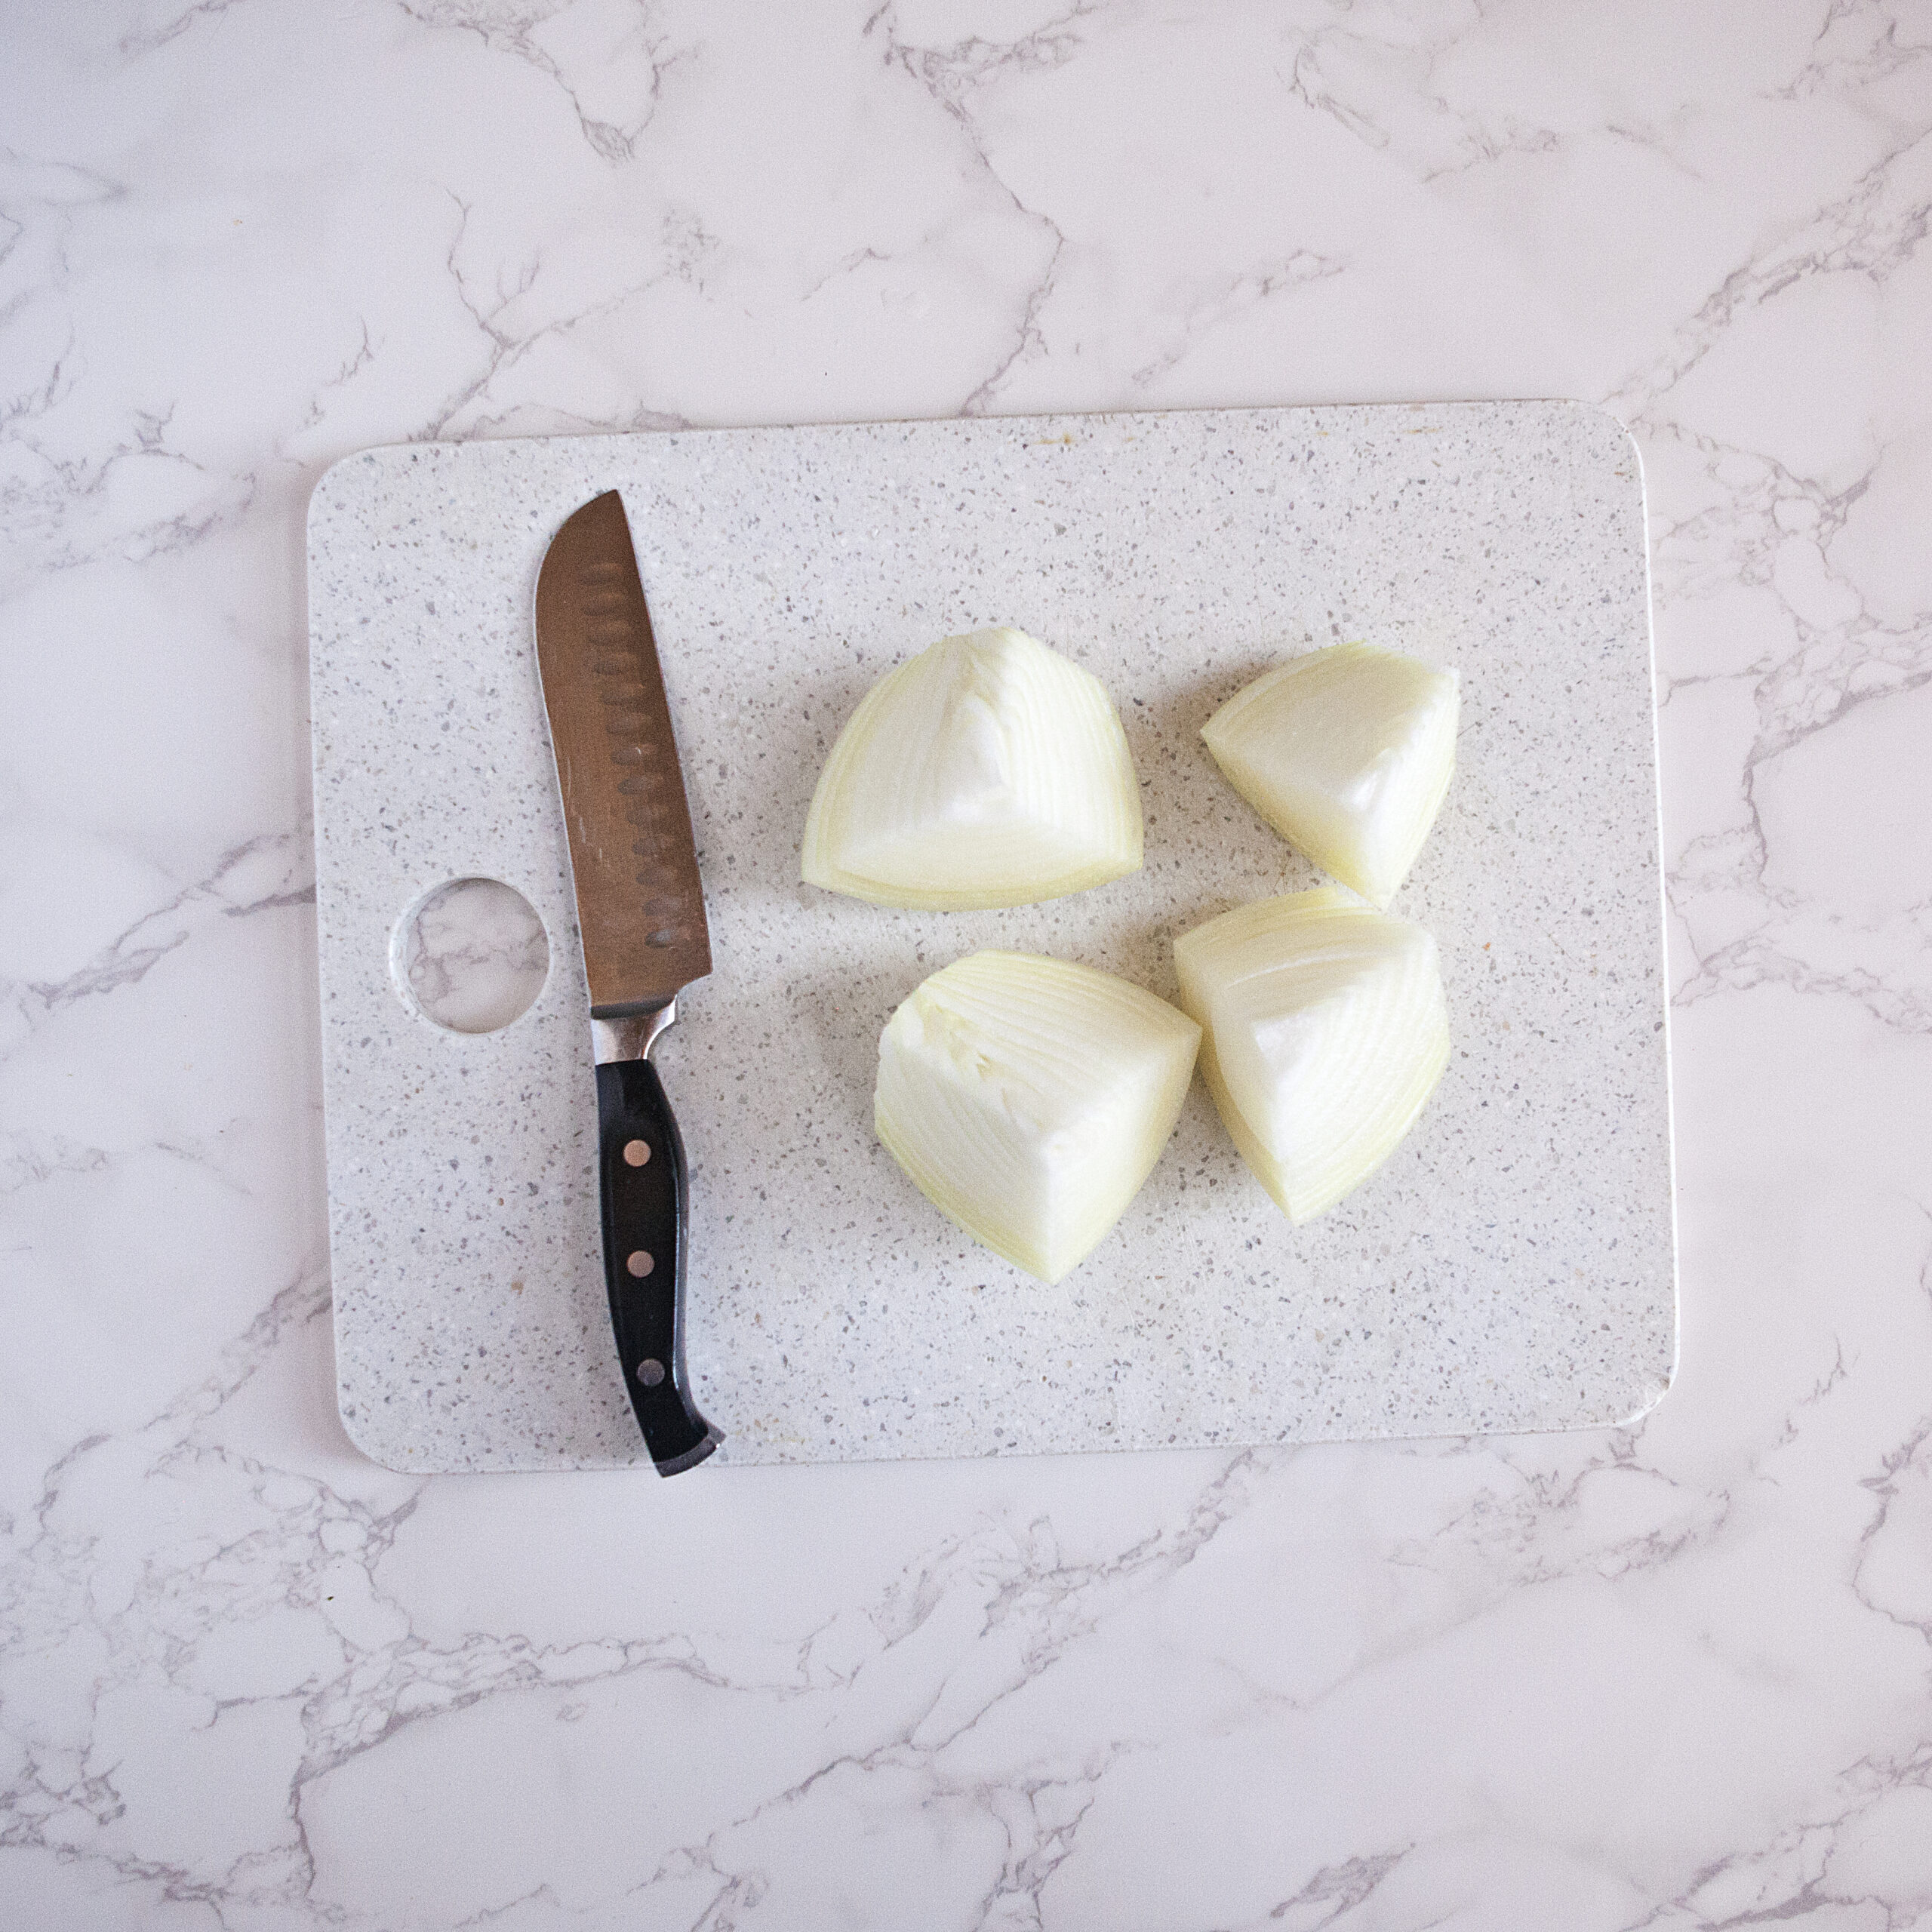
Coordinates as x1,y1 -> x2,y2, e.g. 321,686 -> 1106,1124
534,489 -> 721,1475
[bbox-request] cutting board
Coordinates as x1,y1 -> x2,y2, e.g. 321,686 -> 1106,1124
307,402 -> 1675,1472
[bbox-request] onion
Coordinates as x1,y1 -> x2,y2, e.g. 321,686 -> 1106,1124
1174,888 -> 1449,1222
1201,641 -> 1459,906
875,951 -> 1201,1284
802,626 -> 1143,909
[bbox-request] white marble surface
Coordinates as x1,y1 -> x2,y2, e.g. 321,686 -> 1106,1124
2,0 -> 1927,1923
399,877 -> 550,1036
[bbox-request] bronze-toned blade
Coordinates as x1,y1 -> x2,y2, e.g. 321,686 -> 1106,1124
534,491 -> 711,1016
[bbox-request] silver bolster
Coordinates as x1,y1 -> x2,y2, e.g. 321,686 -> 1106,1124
592,999 -> 678,1066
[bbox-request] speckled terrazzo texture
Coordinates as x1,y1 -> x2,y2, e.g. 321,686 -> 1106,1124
307,403 -> 1674,1471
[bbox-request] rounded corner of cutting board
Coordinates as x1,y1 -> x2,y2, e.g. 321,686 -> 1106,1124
331,1386 -> 432,1475
1545,396 -> 1647,493
307,440 -> 416,540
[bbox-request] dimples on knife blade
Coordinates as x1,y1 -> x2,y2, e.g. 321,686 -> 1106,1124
534,490 -> 709,1015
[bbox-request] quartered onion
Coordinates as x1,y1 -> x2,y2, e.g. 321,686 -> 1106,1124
801,626 -> 1143,909
1201,641 -> 1459,907
875,951 -> 1201,1284
1174,887 -> 1449,1223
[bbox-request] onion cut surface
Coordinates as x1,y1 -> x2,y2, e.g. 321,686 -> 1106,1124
801,626 -> 1143,909
875,951 -> 1201,1284
1201,641 -> 1459,906
1174,888 -> 1450,1223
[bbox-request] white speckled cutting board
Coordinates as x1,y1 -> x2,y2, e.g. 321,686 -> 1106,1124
307,402 -> 1675,1472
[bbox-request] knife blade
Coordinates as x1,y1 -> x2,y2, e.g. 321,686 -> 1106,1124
534,489 -> 721,1475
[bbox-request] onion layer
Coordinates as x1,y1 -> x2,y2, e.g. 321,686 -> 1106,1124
802,627 -> 1143,910
875,951 -> 1201,1284
1201,641 -> 1459,907
1174,888 -> 1449,1222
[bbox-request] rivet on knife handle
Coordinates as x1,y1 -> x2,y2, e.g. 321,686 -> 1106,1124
595,1015 -> 718,1474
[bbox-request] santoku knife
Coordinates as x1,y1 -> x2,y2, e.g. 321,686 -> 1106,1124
534,489 -> 721,1475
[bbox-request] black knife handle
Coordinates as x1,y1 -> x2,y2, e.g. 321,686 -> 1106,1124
595,1057 -> 720,1475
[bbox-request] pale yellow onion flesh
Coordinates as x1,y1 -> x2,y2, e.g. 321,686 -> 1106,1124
1201,641 -> 1459,907
875,951 -> 1201,1284
801,626 -> 1143,909
1174,887 -> 1449,1223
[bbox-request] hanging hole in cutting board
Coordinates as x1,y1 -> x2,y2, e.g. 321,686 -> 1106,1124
392,877 -> 550,1034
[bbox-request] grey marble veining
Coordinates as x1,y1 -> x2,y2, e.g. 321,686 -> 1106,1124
398,876 -> 550,1035
8,5 -> 1930,1924
308,401 -> 1673,1469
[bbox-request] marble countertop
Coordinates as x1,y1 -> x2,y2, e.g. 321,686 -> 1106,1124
3,4 -> 1928,1927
